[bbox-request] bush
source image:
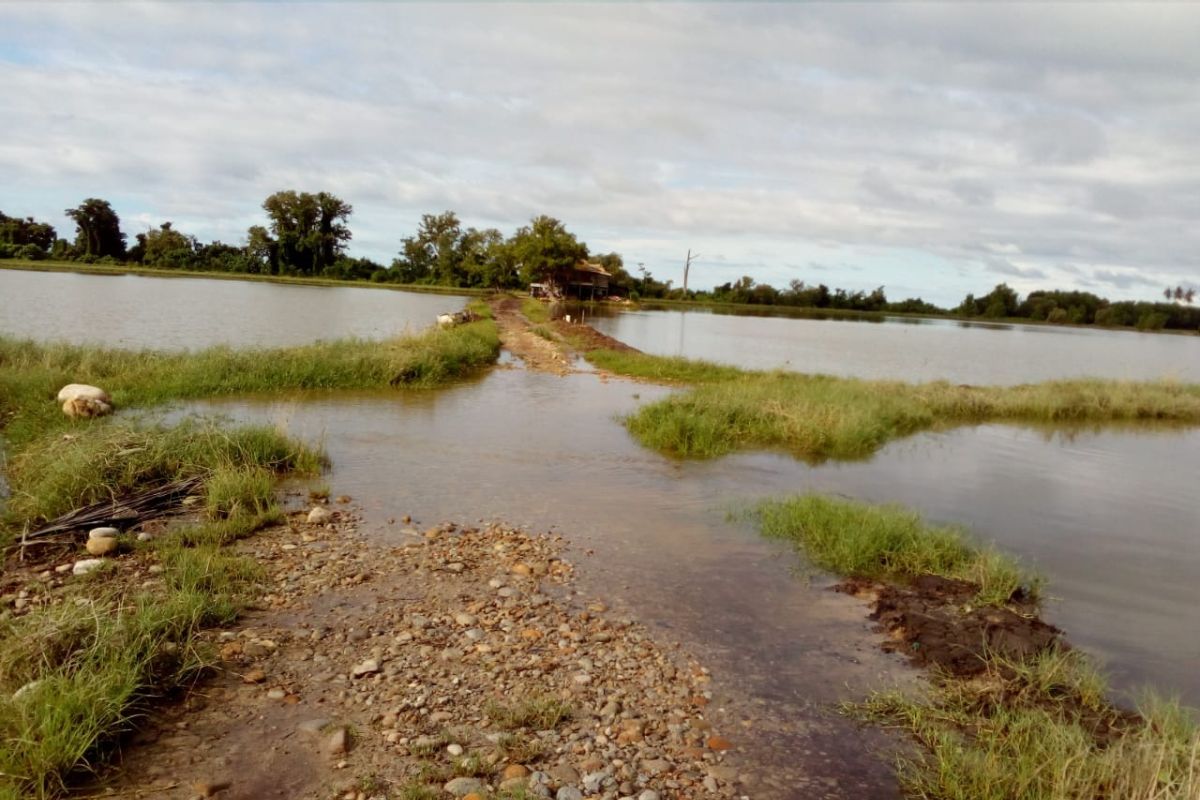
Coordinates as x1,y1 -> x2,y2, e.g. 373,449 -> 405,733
1137,311 -> 1168,331
17,244 -> 46,261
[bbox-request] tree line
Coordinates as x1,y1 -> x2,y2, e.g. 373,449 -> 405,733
2,196 -> 1196,331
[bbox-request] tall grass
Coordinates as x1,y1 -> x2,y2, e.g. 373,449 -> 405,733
2,421 -> 322,528
0,540 -> 261,799
755,494 -> 1034,605
587,350 -> 1200,460
852,649 -> 1200,800
0,312 -> 499,449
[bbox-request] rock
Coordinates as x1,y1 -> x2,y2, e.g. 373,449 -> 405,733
136,532 -> 154,542
556,788 -> 584,800
351,659 -> 380,678
454,612 -> 477,626
266,688 -> 286,700
296,718 -> 329,737
443,777 -> 485,796
86,536 -> 118,556
640,759 -> 670,776
57,383 -> 111,404
307,506 -> 333,524
326,726 -> 349,755
638,792 -> 660,800
12,679 -> 42,701
503,765 -> 530,781
88,527 -> 119,540
72,559 -> 105,576
62,397 -> 114,419
446,743 -> 464,756
54,563 -> 72,574
548,765 -> 580,785
582,771 -> 608,793
705,735 -> 733,751
192,781 -> 232,798
242,668 -> 267,684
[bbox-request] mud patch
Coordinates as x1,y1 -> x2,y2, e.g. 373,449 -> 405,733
838,575 -> 1062,677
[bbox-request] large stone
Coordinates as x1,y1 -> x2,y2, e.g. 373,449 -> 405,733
326,727 -> 349,755
57,383 -> 112,404
86,536 -> 119,556
351,659 -> 380,678
88,527 -> 119,540
307,506 -> 332,524
556,788 -> 583,800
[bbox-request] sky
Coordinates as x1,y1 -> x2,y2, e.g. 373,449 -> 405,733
2,3 -> 1198,306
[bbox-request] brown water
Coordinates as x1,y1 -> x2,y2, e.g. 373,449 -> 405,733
587,306 -> 1200,385
171,357 -> 1200,795
0,269 -> 469,349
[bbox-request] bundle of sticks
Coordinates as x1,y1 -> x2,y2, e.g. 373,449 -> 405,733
18,476 -> 204,546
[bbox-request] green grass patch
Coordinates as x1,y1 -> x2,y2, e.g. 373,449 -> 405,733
2,421 -> 322,530
755,495 -> 1034,605
850,649 -> 1200,800
520,297 -> 550,324
485,696 -> 573,731
589,351 -> 1200,461
0,539 -> 261,798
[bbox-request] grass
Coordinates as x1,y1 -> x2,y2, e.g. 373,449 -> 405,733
755,494 -> 1035,605
485,696 -> 573,731
0,531 -> 264,799
850,648 -> 1200,800
0,306 -> 499,451
520,297 -> 550,324
583,350 -> 1200,461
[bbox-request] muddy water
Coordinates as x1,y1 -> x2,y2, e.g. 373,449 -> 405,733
178,359 -> 1200,795
0,269 -> 469,349
587,306 -> 1200,384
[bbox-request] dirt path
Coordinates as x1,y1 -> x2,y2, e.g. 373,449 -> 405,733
488,297 -> 638,377
84,511 -> 747,800
490,297 -> 575,376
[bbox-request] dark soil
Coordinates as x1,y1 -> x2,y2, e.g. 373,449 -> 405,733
837,575 -> 1063,677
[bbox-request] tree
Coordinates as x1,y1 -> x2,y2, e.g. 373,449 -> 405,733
260,190 -> 352,275
0,211 -> 57,253
393,211 -> 465,285
137,222 -> 198,268
509,216 -> 588,288
65,198 -> 126,259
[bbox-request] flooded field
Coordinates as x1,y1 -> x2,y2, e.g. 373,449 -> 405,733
588,305 -> 1200,384
0,269 -> 468,349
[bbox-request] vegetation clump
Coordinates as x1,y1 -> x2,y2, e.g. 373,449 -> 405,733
755,494 -> 1033,606
584,349 -> 1200,461
850,649 -> 1200,800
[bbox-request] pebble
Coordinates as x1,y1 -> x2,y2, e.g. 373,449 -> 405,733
88,527 -> 120,540
326,727 -> 349,756
86,536 -> 118,556
443,777 -> 485,796
351,659 -> 380,678
307,506 -> 333,524
638,792 -> 661,800
296,718 -> 329,737
446,743 -> 464,756
137,531 -> 154,542
71,559 -> 105,576
453,612 -> 477,626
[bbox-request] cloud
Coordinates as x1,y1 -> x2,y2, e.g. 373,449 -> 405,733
983,256 -> 1048,280
1092,268 -> 1163,290
1,3 -> 1198,304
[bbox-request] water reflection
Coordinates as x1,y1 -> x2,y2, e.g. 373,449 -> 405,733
586,305 -> 1200,384
0,269 -> 469,350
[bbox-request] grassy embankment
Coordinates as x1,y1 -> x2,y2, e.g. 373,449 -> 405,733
581,349 -> 1200,462
0,259 -> 488,297
756,494 -> 1200,799
0,304 -> 500,798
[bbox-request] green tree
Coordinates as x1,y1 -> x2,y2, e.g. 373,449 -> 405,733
0,211 -> 57,253
260,190 -> 352,275
64,198 -> 126,259
393,211 -> 465,285
509,215 -> 588,288
136,222 -> 198,268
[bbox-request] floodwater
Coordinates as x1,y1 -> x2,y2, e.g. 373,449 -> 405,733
176,359 -> 1200,795
0,268 -> 468,349
587,306 -> 1200,384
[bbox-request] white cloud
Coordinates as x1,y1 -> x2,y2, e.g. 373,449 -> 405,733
1,2 -> 1198,305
